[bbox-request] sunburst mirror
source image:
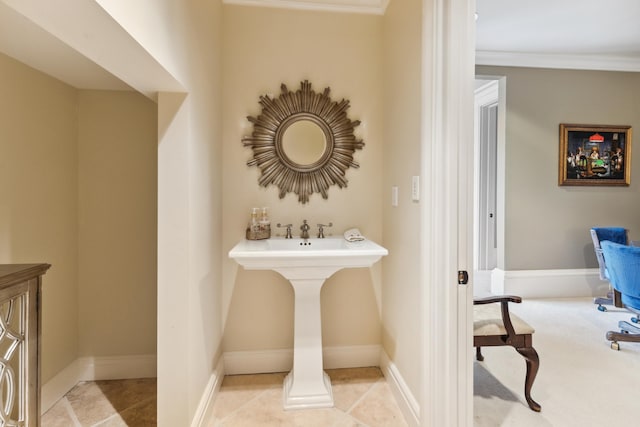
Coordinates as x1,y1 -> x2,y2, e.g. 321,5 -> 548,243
242,80 -> 364,204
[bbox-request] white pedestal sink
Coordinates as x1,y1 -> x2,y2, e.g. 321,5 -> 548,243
229,236 -> 388,410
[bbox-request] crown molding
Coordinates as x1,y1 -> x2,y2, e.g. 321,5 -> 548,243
476,50 -> 640,73
223,0 -> 389,15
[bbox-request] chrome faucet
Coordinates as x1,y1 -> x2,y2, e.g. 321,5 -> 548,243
277,223 -> 293,239
317,222 -> 333,238
300,220 -> 310,239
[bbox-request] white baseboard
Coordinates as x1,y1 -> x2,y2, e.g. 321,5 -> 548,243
191,358 -> 225,427
41,354 -> 156,414
473,270 -> 493,295
380,351 -> 420,427
324,345 -> 381,369
223,348 -> 292,375
223,344 -> 382,375
77,354 -> 157,381
41,358 -> 86,414
490,268 -> 606,298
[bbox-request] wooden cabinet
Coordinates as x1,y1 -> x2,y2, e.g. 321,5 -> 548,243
0,264 -> 50,427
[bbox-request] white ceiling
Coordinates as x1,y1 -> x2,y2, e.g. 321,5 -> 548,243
0,1 -> 131,91
477,0 -> 640,55
475,0 -> 640,71
0,1 -> 132,91
0,0 -> 639,93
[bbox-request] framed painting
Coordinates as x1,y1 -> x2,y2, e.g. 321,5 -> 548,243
559,124 -> 632,186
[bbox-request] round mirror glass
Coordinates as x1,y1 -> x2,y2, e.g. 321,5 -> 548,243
281,120 -> 327,166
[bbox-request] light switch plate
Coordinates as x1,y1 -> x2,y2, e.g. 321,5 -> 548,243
411,176 -> 420,201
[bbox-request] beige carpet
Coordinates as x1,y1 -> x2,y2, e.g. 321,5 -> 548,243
474,297 -> 640,426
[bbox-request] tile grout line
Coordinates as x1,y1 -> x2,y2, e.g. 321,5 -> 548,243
89,395 -> 157,427
338,376 -> 385,426
215,384 -> 275,424
329,378 -> 381,427
332,411 -> 373,427
345,376 -> 384,415
91,412 -> 121,427
61,397 -> 83,427
355,379 -> 409,427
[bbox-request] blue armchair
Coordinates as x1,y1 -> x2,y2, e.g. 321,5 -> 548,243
600,240 -> 640,350
590,227 -> 628,311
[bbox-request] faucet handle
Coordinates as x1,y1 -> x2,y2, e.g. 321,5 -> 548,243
317,222 -> 333,238
277,223 -> 293,239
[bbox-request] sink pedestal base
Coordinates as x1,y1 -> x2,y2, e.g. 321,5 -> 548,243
282,277 -> 334,410
283,370 -> 333,410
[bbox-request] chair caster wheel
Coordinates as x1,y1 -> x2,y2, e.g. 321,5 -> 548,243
597,305 -> 607,312
611,342 -> 620,351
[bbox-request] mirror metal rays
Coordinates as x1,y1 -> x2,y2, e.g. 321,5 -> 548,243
242,81 -> 364,204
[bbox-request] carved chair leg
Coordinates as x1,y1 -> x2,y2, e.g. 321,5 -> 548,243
476,346 -> 484,361
607,330 -> 640,344
515,346 -> 541,412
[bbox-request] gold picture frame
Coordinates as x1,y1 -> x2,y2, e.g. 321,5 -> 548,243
559,123 -> 632,186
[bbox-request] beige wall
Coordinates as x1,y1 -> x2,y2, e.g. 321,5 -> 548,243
0,53 -> 79,383
222,5 -> 384,353
2,20 -> 163,411
381,0 -> 423,400
0,54 -> 158,385
477,66 -> 640,270
96,2 -> 225,424
77,90 -> 157,357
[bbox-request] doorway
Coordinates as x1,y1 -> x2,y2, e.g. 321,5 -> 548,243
474,77 -> 505,295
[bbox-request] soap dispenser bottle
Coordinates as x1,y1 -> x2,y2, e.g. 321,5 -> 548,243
260,207 -> 269,225
250,208 -> 259,232
259,207 -> 271,238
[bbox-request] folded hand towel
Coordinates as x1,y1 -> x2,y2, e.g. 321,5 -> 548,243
344,228 -> 365,242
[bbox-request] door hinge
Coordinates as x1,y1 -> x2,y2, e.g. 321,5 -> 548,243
457,270 -> 469,285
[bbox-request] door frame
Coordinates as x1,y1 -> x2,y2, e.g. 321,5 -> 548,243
421,0 -> 475,425
474,75 -> 507,277
474,80 -> 499,272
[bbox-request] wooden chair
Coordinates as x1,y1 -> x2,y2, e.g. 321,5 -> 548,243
474,295 -> 541,412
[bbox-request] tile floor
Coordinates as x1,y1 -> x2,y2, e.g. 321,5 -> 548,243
42,367 -> 407,427
208,367 -> 407,426
42,378 -> 157,426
